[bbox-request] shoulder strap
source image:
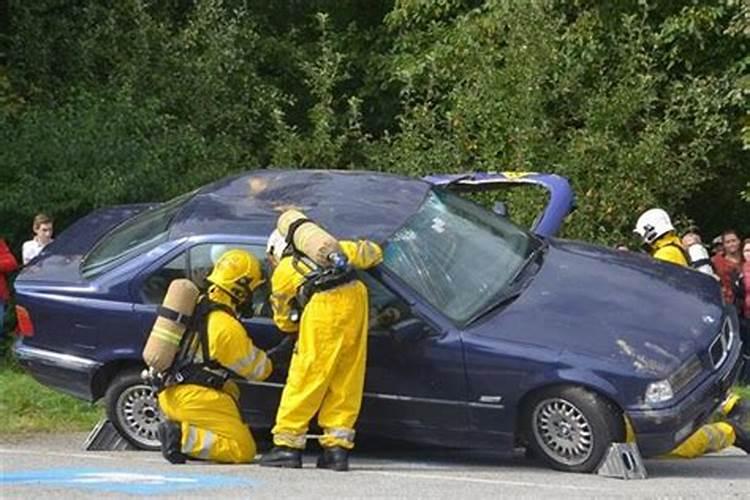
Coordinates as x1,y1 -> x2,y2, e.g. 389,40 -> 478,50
663,242 -> 690,265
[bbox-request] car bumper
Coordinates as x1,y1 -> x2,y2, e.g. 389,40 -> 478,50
627,335 -> 743,457
13,340 -> 101,401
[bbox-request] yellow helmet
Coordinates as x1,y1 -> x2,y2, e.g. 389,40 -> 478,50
206,249 -> 264,303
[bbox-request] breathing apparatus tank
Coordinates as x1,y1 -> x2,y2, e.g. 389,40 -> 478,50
686,244 -> 718,279
277,209 -> 345,269
142,278 -> 200,373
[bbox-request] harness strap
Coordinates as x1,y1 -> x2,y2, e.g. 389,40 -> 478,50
156,305 -> 191,326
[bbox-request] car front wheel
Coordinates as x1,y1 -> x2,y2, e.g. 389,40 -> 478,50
524,385 -> 624,473
105,368 -> 162,450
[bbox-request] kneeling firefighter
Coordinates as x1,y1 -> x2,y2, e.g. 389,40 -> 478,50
634,209 -> 750,457
148,249 -> 272,464
259,212 -> 383,471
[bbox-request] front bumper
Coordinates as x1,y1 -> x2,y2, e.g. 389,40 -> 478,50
13,340 -> 101,401
628,334 -> 743,457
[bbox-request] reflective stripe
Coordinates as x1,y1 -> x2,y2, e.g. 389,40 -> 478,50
152,327 -> 182,346
182,425 -> 198,454
247,352 -> 269,381
325,427 -> 355,442
198,430 -> 215,460
228,349 -> 258,374
274,432 -> 306,449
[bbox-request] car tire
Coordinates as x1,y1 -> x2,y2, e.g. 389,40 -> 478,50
105,368 -> 162,451
524,385 -> 624,473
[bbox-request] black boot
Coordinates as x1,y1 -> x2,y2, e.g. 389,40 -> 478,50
726,398 -> 750,454
316,446 -> 349,471
158,420 -> 187,464
259,446 -> 303,468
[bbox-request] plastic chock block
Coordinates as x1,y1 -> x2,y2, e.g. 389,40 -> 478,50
83,418 -> 139,451
597,442 -> 647,480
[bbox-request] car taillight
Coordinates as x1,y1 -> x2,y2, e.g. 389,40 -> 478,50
15,305 -> 34,337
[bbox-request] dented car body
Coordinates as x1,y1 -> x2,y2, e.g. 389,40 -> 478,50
13,170 -> 742,470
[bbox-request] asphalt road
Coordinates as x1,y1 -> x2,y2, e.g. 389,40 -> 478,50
1,432 -> 748,498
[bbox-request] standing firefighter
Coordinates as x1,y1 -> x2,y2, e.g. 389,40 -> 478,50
260,213 -> 383,472
634,209 -> 749,457
147,249 -> 272,464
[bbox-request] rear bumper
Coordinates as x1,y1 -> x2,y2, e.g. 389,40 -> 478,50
628,335 -> 743,457
13,340 -> 101,401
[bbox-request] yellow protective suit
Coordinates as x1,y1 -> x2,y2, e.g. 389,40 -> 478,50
158,287 -> 272,463
643,238 -> 737,458
270,240 -> 383,450
651,233 -> 689,266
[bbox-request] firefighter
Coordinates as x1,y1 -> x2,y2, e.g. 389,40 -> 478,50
156,249 -> 272,464
260,229 -> 382,471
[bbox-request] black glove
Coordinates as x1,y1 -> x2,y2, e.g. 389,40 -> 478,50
267,335 -> 296,365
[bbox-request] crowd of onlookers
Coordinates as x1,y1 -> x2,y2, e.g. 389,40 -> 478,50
681,228 -> 749,327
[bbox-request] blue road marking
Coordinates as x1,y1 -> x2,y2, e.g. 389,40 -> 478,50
1,467 -> 257,495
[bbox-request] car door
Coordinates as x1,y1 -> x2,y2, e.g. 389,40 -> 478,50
356,272 -> 471,446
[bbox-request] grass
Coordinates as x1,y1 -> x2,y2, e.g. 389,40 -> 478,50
0,365 -> 102,436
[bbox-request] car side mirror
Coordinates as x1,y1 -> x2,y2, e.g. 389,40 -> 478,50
493,201 -> 508,217
389,318 -> 434,343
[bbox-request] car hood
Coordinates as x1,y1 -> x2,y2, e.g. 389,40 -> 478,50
17,204 -> 155,285
474,239 -> 724,378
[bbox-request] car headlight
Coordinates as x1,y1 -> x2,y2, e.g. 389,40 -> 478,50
645,379 -> 674,404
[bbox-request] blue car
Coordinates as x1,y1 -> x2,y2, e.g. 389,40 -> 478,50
13,169 -> 743,473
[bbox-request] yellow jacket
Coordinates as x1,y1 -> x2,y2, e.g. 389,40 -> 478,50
651,234 -> 688,267
202,287 -> 272,400
270,240 -> 383,333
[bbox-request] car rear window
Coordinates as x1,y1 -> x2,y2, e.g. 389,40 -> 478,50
81,192 -> 194,278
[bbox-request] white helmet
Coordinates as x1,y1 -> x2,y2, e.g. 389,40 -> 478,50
266,229 -> 288,262
634,208 -> 675,245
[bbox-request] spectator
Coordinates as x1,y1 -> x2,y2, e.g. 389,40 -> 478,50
0,238 -> 19,332
22,213 -> 54,265
712,230 -> 742,305
711,235 -> 724,257
681,230 -> 702,248
735,238 -> 750,384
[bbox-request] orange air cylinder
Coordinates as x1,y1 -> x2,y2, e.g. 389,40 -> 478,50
142,278 -> 200,372
277,209 -> 341,268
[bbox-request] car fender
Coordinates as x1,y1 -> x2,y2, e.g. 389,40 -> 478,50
518,367 -> 622,410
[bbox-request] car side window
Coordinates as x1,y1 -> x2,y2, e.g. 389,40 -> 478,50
359,272 -> 413,335
140,252 -> 188,304
188,243 -> 272,318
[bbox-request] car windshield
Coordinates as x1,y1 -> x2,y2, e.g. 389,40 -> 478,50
81,192 -> 193,278
383,188 -> 539,325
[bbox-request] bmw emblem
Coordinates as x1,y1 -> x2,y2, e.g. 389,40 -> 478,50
702,315 -> 715,324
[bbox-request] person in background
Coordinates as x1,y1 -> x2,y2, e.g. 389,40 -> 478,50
0,239 -> 19,332
712,229 -> 742,305
733,239 -> 750,384
22,213 -> 54,265
711,235 -> 725,258
633,208 -> 687,266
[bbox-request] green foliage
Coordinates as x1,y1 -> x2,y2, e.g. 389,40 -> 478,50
0,365 -> 102,435
377,0 -> 749,244
0,87 -> 238,245
1,0 -> 747,249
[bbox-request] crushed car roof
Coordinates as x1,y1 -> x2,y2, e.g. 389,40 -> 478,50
169,169 -> 432,243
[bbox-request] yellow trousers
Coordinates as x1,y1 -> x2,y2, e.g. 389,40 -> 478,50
272,280 -> 369,450
158,383 -> 256,463
667,422 -> 736,459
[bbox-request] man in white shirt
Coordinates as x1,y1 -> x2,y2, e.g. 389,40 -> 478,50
22,213 -> 54,265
